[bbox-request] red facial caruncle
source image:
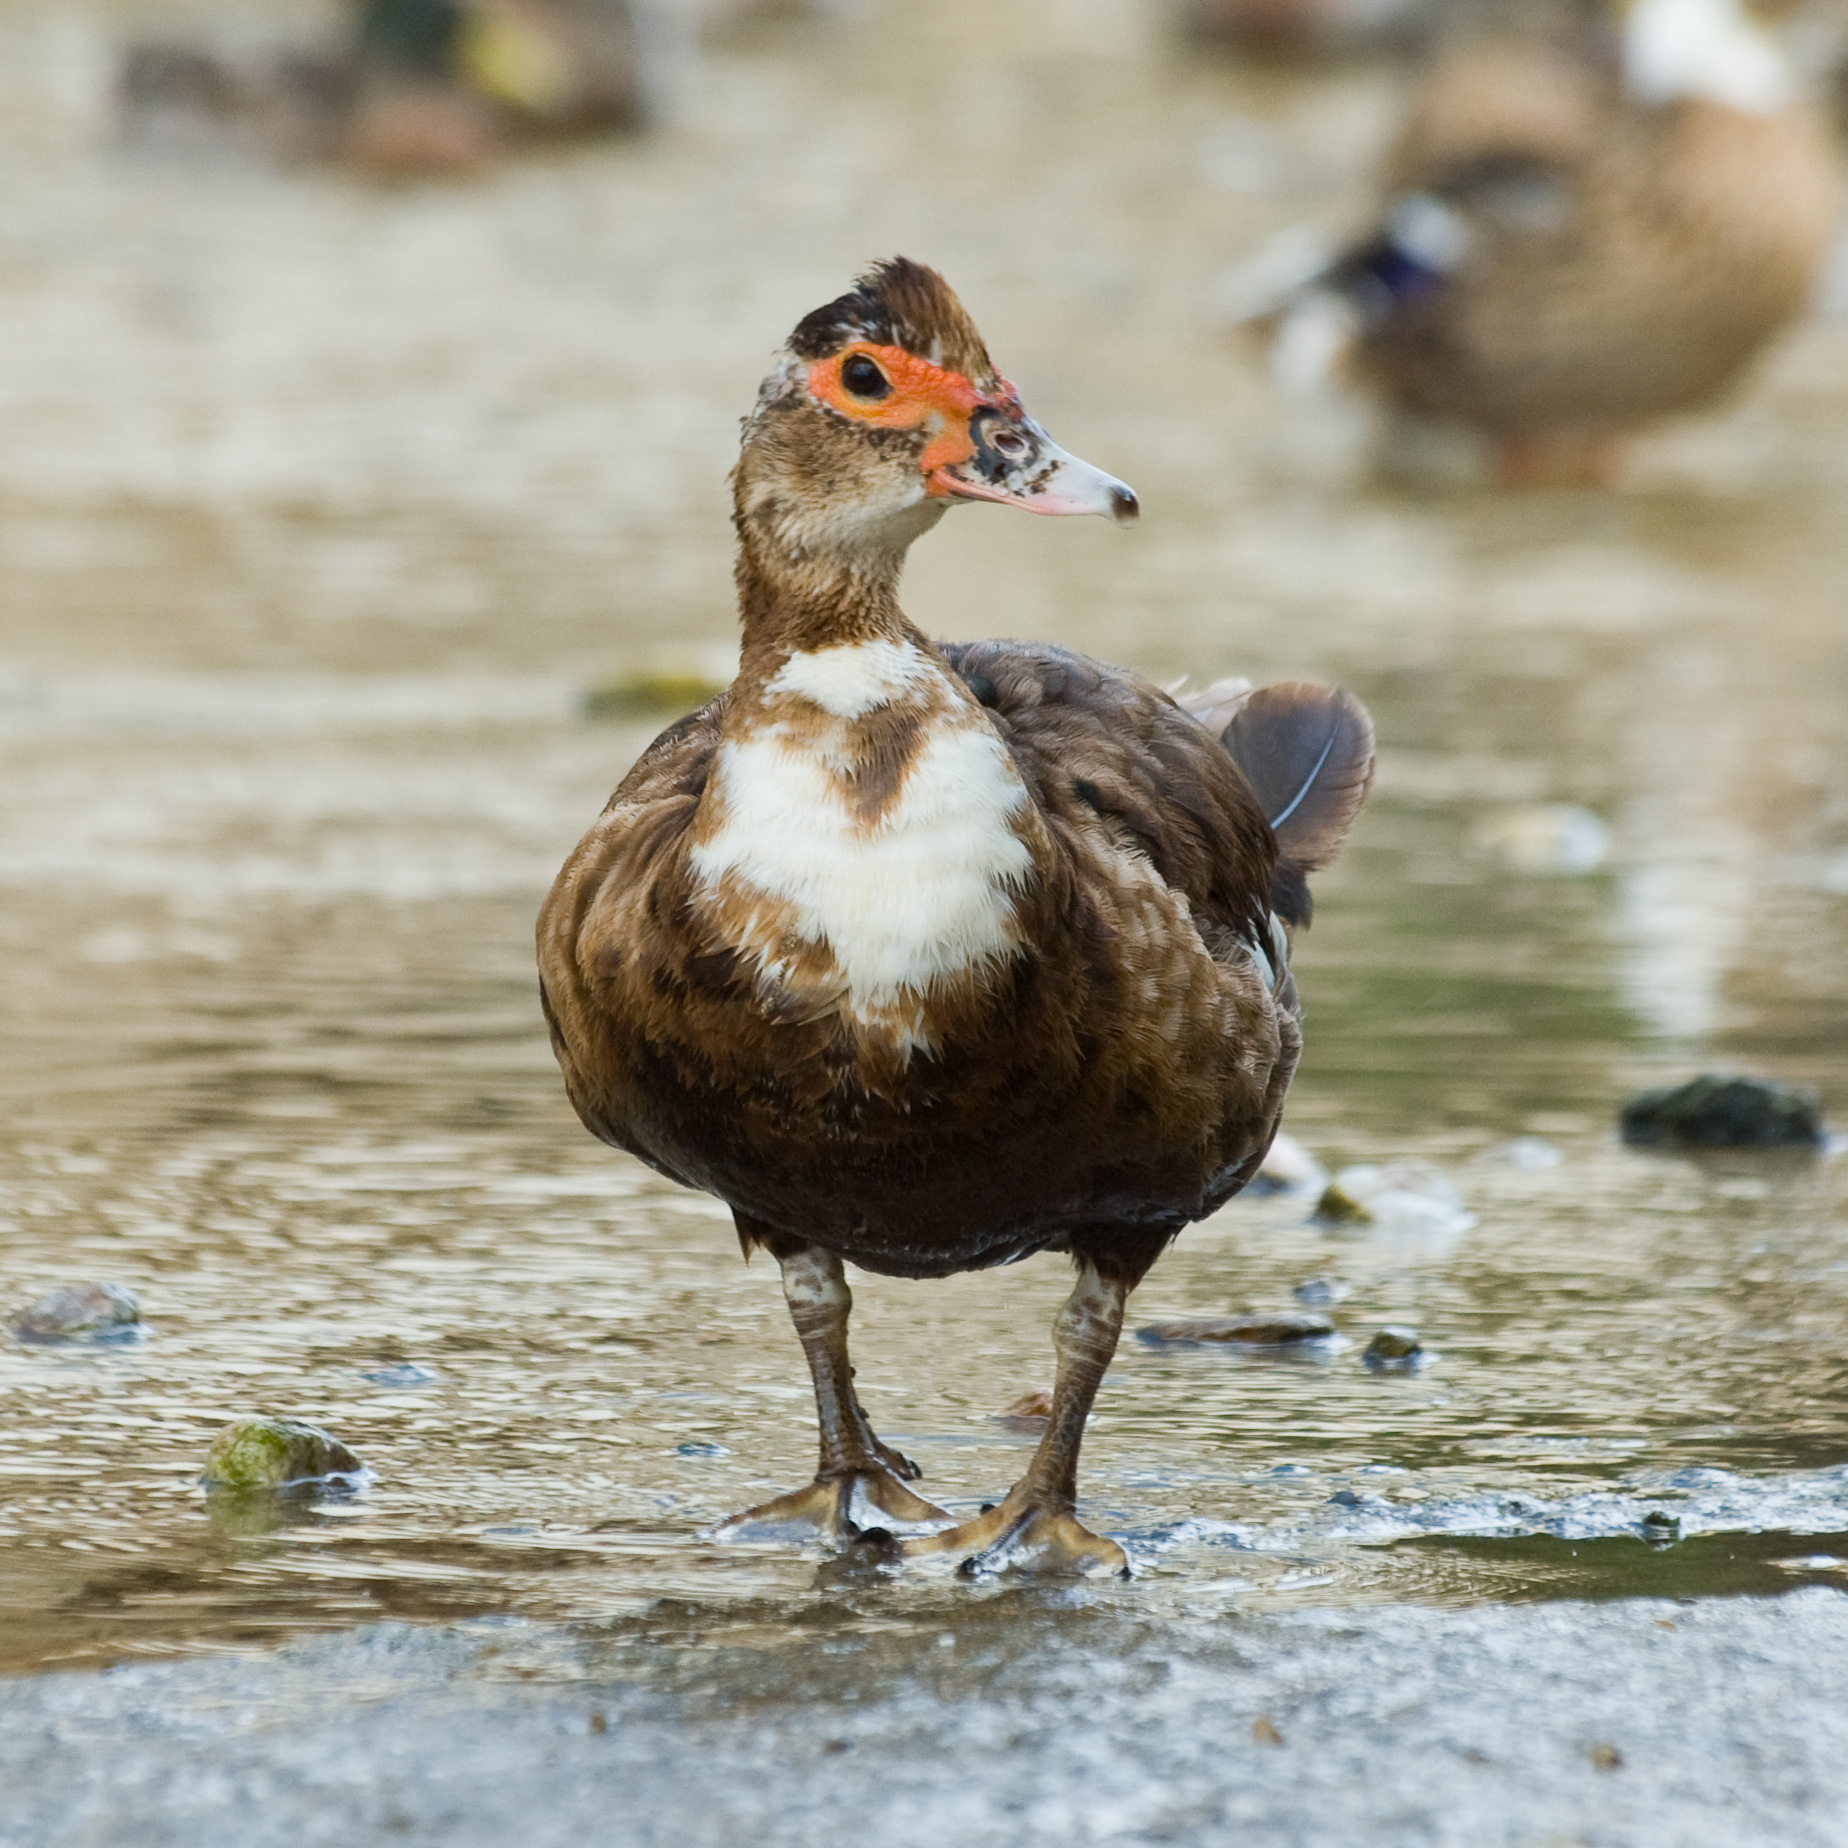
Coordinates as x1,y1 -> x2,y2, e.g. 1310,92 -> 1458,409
806,342 -> 1023,496
805,339 -> 1137,524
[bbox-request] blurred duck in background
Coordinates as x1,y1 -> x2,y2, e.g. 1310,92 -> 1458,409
346,0 -> 644,174
1239,0 -> 1842,483
120,0 -> 646,178
1179,0 -> 1434,62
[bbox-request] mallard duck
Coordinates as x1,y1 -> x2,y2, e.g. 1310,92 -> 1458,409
536,260 -> 1374,1577
1257,0 -> 1842,482
1180,0 -> 1432,63
117,0 -> 641,180
344,0 -> 642,176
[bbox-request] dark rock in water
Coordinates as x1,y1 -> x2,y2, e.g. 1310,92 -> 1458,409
202,1417 -> 365,1492
12,1283 -> 142,1345
1137,1313 -> 1336,1348
1619,1075 -> 1824,1149
1641,1509 -> 1681,1546
1362,1326 -> 1426,1370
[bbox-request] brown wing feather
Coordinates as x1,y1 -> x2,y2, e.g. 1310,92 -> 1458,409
940,639 -> 1276,953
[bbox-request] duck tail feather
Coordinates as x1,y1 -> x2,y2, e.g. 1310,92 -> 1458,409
1223,682 -> 1375,926
1174,674 -> 1254,740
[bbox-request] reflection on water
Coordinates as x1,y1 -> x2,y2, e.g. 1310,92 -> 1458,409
3,0 -> 1848,1674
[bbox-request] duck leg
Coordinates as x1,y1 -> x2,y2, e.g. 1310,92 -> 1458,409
716,1237 -> 951,1542
905,1258 -> 1130,1578
1495,429 -> 1628,490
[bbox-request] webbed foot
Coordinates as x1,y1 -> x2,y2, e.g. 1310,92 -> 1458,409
902,1483 -> 1130,1578
871,1436 -> 925,1482
714,1468 -> 951,1544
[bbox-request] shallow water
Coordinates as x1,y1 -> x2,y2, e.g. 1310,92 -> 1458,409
3,0 -> 1848,1676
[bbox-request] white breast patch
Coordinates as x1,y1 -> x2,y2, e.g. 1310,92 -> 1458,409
691,669 -> 1034,1013
767,638 -> 933,718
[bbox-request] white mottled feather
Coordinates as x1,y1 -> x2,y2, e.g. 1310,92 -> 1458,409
1624,0 -> 1792,113
693,644 -> 1033,1016
768,639 -> 932,718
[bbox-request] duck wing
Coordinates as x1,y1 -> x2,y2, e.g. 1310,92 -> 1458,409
939,639 -> 1279,956
536,693 -> 727,1173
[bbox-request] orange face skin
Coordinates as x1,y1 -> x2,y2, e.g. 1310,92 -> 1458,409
806,342 -> 1023,495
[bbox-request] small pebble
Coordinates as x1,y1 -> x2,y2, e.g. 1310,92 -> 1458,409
1315,1162 -> 1474,1236
993,1388 -> 1054,1432
1251,1714 -> 1285,1746
1474,1136 -> 1562,1170
1362,1327 -> 1427,1371
1293,1277 -> 1349,1306
1589,1742 -> 1624,1773
1137,1313 -> 1336,1348
11,1283 -> 141,1345
1619,1075 -> 1824,1150
1473,803 -> 1607,875
361,1363 -> 436,1389
202,1417 -> 364,1493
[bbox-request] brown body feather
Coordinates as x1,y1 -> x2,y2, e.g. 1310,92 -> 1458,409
539,633 -> 1308,1283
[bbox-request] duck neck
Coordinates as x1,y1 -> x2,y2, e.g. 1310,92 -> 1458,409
730,500 -> 936,685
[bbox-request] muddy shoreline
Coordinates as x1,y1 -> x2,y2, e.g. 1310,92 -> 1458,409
7,1590 -> 1847,1845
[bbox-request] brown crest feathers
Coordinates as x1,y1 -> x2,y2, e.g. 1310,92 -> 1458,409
1221,683 -> 1375,927
786,257 -> 997,385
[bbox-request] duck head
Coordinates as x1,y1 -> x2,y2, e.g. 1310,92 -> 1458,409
733,259 -> 1137,574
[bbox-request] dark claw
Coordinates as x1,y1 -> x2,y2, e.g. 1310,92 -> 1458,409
853,1526 -> 896,1548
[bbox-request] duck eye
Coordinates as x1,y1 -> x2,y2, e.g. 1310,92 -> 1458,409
841,354 -> 890,400
989,427 -> 1030,461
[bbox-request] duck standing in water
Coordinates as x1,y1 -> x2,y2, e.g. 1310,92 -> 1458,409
1258,0 -> 1841,484
539,261 -> 1373,1576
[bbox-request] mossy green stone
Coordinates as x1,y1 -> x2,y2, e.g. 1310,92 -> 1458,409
583,671 -> 726,721
1364,1327 -> 1425,1367
1313,1181 -> 1375,1224
203,1417 -> 362,1491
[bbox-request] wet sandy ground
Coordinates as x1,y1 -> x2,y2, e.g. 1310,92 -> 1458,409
8,1591 -> 1848,1845
4,0 -> 1848,1835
